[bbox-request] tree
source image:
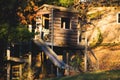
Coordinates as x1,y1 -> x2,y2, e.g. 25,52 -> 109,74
59,0 -> 74,7
17,0 -> 39,25
0,0 -> 18,25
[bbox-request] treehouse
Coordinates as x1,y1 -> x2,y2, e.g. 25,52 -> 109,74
35,4 -> 82,48
32,4 -> 88,78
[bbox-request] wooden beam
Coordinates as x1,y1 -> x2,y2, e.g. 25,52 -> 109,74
54,34 -> 78,39
9,57 -> 28,63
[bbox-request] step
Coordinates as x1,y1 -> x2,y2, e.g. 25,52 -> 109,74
12,77 -> 20,80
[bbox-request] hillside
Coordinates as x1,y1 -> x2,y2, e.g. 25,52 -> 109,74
87,7 -> 120,70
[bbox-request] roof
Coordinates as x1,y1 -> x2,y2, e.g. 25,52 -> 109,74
38,4 -> 78,13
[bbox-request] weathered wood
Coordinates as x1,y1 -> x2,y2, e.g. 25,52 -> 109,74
10,57 -> 28,63
84,32 -> 88,72
54,23 -> 61,29
37,10 -> 51,15
54,38 -> 78,43
54,34 -> 77,39
54,30 -> 77,35
36,4 -> 80,47
54,12 -> 77,17
54,38 -> 77,43
7,63 -> 10,80
39,4 -> 78,13
54,41 -> 78,47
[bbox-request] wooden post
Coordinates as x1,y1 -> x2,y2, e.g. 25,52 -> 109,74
57,67 -> 59,77
51,8 -> 54,50
19,64 -> 22,80
7,63 -> 10,80
84,32 -> 88,72
66,51 -> 69,75
28,53 -> 32,80
77,30 -> 80,44
28,24 -> 32,32
7,49 -> 10,60
51,8 -> 54,75
41,52 -> 44,74
77,22 -> 81,44
7,48 -> 10,80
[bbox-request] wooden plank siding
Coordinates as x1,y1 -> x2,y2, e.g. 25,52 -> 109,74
36,6 -> 79,47
52,11 -> 79,47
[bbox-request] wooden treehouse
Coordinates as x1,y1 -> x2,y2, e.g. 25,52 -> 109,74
33,4 -> 95,79
35,4 -> 82,48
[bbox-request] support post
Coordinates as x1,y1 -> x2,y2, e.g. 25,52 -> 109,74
57,67 -> 59,77
50,8 -> 54,75
7,63 -> 10,80
51,8 -> 54,50
84,32 -> 88,72
19,64 -> 22,80
7,48 -> 10,80
28,24 -> 32,32
28,53 -> 32,80
66,51 -> 69,75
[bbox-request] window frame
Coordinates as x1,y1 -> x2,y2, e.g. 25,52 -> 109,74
117,12 -> 120,24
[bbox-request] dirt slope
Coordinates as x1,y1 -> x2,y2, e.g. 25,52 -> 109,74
87,7 -> 120,70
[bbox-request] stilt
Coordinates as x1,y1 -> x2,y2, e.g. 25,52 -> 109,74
7,63 -> 10,80
28,53 -> 32,80
7,48 -> 10,80
84,32 -> 88,72
41,51 -> 46,78
19,64 -> 22,80
66,51 -> 69,75
57,67 -> 59,77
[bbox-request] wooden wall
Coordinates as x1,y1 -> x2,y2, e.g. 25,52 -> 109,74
51,11 -> 79,47
37,8 -> 79,47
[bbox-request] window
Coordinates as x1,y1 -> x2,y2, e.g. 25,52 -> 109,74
117,13 -> 120,23
61,17 -> 70,29
43,14 -> 49,29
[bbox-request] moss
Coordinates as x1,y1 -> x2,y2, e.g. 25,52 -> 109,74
89,27 -> 103,48
87,11 -> 103,20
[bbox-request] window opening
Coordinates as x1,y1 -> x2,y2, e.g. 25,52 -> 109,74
117,13 -> 120,23
43,14 -> 49,29
61,17 -> 70,29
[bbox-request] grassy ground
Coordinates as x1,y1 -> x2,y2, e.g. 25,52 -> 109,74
44,70 -> 120,80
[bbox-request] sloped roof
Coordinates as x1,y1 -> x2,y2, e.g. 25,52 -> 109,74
38,4 -> 78,13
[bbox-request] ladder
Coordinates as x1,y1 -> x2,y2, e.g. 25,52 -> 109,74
12,65 -> 22,80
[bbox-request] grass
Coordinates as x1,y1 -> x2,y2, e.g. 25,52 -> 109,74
44,70 -> 120,80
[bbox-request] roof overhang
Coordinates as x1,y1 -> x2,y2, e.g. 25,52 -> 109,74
37,4 -> 79,13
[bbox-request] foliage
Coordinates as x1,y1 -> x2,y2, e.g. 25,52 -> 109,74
89,27 -> 103,48
0,24 -> 9,41
0,0 -> 18,26
70,53 -> 84,72
87,11 -> 103,20
17,0 -> 39,25
0,24 -> 34,43
15,24 -> 34,43
59,0 -> 74,7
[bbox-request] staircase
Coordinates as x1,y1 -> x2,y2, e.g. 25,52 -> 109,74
11,65 -> 22,80
34,38 -> 68,69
